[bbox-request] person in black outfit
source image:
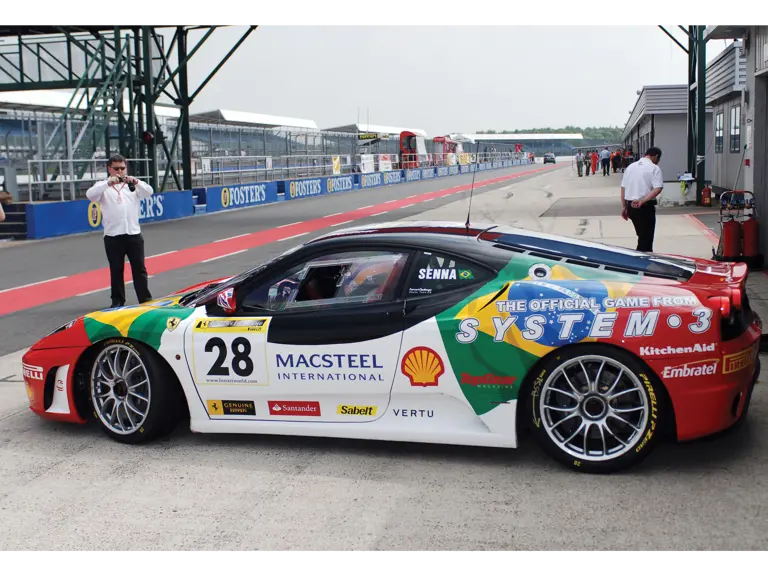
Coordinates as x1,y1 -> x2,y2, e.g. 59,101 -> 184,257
85,155 -> 154,307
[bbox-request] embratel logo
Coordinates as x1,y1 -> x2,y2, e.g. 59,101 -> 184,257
661,359 -> 719,379
460,373 -> 517,387
401,347 -> 444,387
268,401 -> 321,416
87,201 -> 102,228
723,346 -> 758,374
337,405 -> 377,416
221,187 -> 231,208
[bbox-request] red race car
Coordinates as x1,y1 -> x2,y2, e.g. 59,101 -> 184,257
20,223 -> 762,473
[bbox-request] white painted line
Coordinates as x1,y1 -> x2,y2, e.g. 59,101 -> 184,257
544,184 -> 551,190
422,198 -> 435,202
147,250 -> 178,259
277,232 -> 309,242
76,287 -> 109,297
277,222 -> 300,228
214,233 -> 250,243
384,200 -> 398,204
0,276 -> 67,294
406,194 -> 419,199
326,212 -> 344,217
359,204 -> 375,209
202,249 -> 248,263
330,220 -> 354,227
371,211 -> 389,216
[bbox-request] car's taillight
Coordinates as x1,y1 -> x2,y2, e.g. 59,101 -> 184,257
710,295 -> 732,320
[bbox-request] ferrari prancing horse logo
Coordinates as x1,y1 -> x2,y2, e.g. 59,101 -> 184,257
166,317 -> 181,332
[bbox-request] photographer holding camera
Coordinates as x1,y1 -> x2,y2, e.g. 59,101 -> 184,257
86,154 -> 153,308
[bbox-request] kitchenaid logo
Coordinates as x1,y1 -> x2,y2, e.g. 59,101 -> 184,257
661,359 -> 719,379
640,343 -> 716,356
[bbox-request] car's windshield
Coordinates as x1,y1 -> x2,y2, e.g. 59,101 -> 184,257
180,243 -> 304,307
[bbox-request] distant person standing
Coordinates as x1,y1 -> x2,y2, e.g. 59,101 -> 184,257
620,147 -> 664,252
584,151 -> 592,176
575,150 -> 584,176
86,154 -> 154,308
600,147 -> 611,176
590,150 -> 598,176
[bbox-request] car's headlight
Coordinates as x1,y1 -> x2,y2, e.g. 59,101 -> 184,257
46,319 -> 77,338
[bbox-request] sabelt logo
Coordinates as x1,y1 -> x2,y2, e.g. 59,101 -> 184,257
22,362 -> 43,381
289,179 -> 322,199
337,405 -> 377,416
661,359 -> 719,379
640,343 -> 716,356
269,400 -> 321,416
723,346 -> 758,374
401,346 -> 444,387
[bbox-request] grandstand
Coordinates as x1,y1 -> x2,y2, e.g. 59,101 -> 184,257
457,133 -> 599,156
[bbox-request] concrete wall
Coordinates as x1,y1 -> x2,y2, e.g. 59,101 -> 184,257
744,26 -> 768,258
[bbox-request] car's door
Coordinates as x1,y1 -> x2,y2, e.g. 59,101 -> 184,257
394,249 -> 512,421
186,248 -> 411,423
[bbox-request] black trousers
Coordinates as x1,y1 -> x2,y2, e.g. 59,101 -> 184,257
104,233 -> 152,306
602,158 -> 610,175
626,201 -> 656,252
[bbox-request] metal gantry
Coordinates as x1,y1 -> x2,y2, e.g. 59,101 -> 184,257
0,26 -> 257,192
659,25 -> 707,204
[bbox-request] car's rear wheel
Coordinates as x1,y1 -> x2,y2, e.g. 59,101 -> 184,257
89,338 -> 182,444
527,345 -> 666,473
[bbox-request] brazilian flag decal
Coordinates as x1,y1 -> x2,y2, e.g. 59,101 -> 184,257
458,269 -> 474,280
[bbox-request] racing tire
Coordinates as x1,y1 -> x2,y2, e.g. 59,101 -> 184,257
526,344 -> 667,474
88,337 -> 183,444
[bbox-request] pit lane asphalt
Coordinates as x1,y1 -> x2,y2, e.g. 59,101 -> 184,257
0,164 -> 554,356
1,165 -> 767,550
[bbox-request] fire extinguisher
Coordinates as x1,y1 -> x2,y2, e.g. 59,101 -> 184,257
722,216 -> 743,258
701,185 -> 712,206
742,213 -> 760,257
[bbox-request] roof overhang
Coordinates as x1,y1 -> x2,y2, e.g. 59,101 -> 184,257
460,133 -> 584,141
705,25 -> 748,41
188,109 -> 317,130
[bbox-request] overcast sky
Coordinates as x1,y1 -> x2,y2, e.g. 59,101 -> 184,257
184,26 -> 730,136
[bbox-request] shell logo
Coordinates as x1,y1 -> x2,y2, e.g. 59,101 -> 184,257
401,346 -> 444,387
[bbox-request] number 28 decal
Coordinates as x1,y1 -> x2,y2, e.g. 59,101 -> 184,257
205,336 -> 254,377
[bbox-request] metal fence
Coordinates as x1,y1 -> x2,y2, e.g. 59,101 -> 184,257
1,107 -> 529,200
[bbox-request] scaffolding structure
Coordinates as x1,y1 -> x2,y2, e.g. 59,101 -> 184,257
658,25 -> 708,204
0,25 -> 256,192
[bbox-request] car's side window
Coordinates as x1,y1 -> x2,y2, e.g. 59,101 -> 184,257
406,250 -> 493,296
241,250 -> 410,312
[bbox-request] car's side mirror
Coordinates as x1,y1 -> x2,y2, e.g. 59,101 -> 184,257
215,287 -> 237,315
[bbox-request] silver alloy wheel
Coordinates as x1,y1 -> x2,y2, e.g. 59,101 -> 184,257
539,355 -> 649,462
90,344 -> 151,435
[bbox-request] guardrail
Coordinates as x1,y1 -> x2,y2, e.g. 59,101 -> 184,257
22,156 -> 541,239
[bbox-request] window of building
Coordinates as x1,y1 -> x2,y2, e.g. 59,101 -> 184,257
715,112 -> 724,153
730,105 -> 741,153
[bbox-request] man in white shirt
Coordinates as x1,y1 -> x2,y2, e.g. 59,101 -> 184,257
620,147 -> 664,252
600,147 -> 611,176
575,150 -> 584,177
86,154 -> 154,308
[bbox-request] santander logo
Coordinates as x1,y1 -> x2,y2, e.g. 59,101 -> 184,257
268,401 -> 321,416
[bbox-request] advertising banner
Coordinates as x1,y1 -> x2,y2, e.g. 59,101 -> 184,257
449,166 -> 460,176
326,174 -> 356,194
421,168 -> 436,179
379,154 -> 393,172
360,172 -> 384,188
360,154 -> 375,173
436,167 -> 449,177
285,177 -> 326,201
206,182 -> 278,213
405,169 -> 422,182
383,171 -> 403,185
332,156 -> 341,175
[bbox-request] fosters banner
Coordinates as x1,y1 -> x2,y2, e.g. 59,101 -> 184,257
206,182 -> 278,213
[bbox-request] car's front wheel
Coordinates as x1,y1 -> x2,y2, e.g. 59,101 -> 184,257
527,345 -> 666,473
89,338 -> 183,444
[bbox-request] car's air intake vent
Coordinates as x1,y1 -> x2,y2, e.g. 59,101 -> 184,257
565,258 -> 600,268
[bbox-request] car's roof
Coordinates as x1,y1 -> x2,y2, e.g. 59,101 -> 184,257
308,221 -> 698,281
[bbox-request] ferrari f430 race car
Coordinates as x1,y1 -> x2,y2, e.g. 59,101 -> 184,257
22,222 -> 761,473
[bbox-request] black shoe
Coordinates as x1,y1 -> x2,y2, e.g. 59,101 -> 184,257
110,301 -> 125,308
